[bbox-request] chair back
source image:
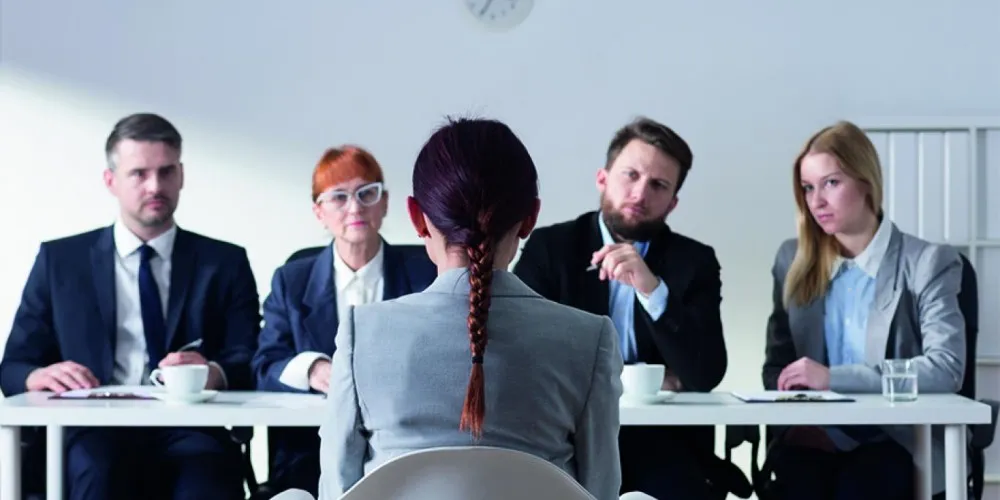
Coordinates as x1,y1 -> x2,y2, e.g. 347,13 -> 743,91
956,252 -> 979,399
339,447 -> 597,500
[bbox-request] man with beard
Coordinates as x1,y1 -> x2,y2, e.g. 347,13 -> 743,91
1,113 -> 258,500
513,116 -> 728,500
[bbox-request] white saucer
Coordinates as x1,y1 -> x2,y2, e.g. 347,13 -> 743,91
151,390 -> 218,405
621,391 -> 676,405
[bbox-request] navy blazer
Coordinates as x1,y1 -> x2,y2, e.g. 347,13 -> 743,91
0,226 -> 262,396
252,242 -> 436,393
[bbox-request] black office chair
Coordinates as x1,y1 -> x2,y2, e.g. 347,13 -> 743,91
728,252 -> 999,500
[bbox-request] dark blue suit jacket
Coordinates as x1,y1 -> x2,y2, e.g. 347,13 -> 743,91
252,242 -> 436,393
0,226 -> 262,396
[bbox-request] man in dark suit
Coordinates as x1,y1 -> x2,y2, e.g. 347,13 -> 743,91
0,113 -> 260,500
513,116 -> 728,499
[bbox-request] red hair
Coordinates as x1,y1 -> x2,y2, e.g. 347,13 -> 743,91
311,146 -> 385,201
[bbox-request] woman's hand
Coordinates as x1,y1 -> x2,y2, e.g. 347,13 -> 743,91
777,357 -> 830,391
308,359 -> 332,393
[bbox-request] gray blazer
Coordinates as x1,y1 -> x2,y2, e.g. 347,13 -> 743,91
318,268 -> 624,500
763,222 -> 966,493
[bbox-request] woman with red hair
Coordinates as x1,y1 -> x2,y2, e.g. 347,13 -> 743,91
251,145 -> 436,495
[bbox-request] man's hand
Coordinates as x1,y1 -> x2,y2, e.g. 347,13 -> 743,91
777,357 -> 831,391
159,351 -> 225,390
308,359 -> 332,393
591,243 -> 661,295
661,370 -> 684,391
26,361 -> 99,393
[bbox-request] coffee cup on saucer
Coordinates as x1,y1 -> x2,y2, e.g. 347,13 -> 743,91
149,365 -> 216,404
620,363 -> 673,404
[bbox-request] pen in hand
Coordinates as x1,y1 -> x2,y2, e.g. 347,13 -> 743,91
177,338 -> 203,352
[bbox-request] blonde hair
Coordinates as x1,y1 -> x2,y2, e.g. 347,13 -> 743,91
783,121 -> 884,307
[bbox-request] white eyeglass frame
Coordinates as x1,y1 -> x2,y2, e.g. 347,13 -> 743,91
315,182 -> 384,210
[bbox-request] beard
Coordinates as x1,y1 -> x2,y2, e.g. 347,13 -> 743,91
600,197 -> 666,242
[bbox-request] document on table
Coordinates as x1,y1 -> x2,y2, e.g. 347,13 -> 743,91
731,390 -> 855,403
49,386 -> 157,400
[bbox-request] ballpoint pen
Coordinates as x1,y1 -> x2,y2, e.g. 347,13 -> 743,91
178,338 -> 203,352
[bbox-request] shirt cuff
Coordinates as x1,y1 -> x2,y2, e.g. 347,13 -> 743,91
636,279 -> 669,321
208,361 -> 228,389
278,351 -> 332,391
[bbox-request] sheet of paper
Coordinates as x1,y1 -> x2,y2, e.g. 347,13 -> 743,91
49,385 -> 157,400
731,390 -> 855,403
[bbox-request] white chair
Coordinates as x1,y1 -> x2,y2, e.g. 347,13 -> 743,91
273,446 -> 611,500
343,446 -> 597,500
270,446 -> 660,500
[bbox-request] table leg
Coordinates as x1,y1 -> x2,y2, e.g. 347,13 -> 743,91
944,424 -> 968,500
913,424 -> 932,500
0,426 -> 21,500
47,425 -> 64,500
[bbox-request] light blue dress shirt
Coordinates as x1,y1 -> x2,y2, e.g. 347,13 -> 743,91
597,213 -> 669,363
823,218 -> 891,450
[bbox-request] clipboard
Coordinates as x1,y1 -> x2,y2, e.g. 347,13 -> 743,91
731,390 -> 855,403
49,387 -> 157,400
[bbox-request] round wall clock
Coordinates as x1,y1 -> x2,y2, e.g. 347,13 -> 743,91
463,0 -> 535,32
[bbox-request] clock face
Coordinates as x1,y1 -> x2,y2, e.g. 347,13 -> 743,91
463,0 -> 535,32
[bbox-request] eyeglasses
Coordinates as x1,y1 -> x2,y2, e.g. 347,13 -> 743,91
315,182 -> 384,210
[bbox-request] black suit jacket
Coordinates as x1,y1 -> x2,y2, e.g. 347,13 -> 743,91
513,211 -> 727,390
512,211 -> 728,479
1,225 -> 261,395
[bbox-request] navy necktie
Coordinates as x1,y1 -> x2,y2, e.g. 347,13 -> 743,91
138,245 -> 167,371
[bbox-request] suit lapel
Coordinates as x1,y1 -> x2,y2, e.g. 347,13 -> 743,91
866,226 -> 903,365
580,213 -> 610,315
90,227 -> 117,361
303,245 -> 339,352
790,297 -> 828,364
381,241 -> 409,300
165,229 -> 195,348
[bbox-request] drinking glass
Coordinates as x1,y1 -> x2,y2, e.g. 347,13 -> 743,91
881,359 -> 918,402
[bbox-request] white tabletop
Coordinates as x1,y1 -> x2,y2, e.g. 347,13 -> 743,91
0,391 -> 991,428
619,392 -> 992,426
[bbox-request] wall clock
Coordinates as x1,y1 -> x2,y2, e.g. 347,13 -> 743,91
463,0 -> 535,32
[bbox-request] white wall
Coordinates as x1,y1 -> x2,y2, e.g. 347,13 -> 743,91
2,0 -> 998,494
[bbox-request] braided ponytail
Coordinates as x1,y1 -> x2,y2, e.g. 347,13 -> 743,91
459,213 -> 495,439
410,117 -> 539,440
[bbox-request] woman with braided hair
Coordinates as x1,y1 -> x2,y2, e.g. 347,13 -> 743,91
313,117 -> 625,500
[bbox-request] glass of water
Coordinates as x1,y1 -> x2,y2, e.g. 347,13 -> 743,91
881,359 -> 918,402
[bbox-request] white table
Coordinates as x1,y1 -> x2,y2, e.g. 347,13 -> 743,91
0,391 -> 991,500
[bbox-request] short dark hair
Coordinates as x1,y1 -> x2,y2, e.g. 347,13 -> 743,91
605,116 -> 693,192
105,113 -> 182,169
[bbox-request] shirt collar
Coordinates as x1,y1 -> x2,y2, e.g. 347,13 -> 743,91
113,219 -> 177,261
831,218 -> 892,279
332,240 -> 385,289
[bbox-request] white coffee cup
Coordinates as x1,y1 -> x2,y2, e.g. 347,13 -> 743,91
621,363 -> 665,396
149,365 -> 209,395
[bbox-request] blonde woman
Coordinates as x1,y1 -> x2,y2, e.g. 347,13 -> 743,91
762,121 -> 965,499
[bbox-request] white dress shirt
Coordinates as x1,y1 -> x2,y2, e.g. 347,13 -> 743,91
278,242 -> 385,391
111,221 -> 226,387
111,221 -> 175,385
